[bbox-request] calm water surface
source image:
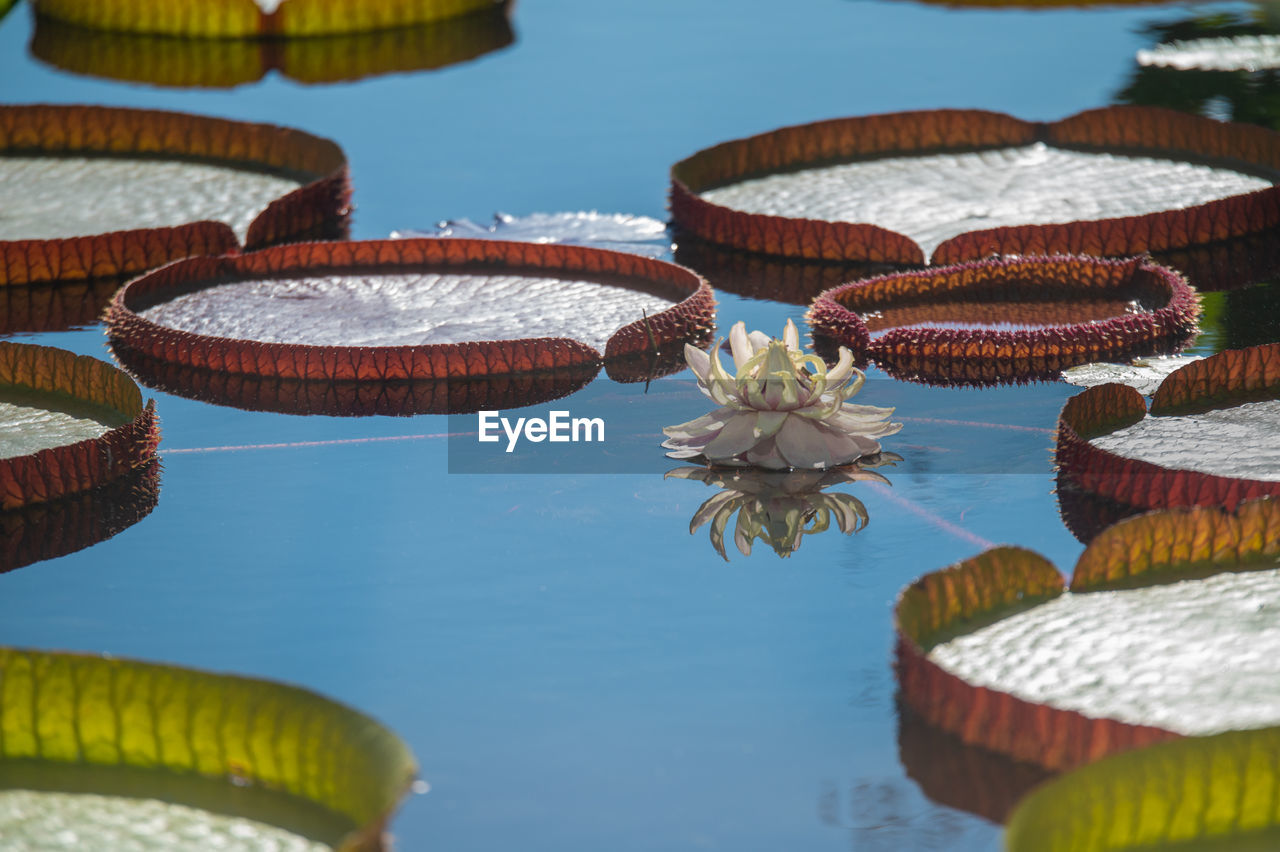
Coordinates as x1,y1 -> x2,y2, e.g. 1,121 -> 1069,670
1,0 -> 1276,849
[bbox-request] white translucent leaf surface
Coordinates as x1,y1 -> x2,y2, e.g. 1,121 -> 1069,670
0,401 -> 112,459
928,567 -> 1280,735
139,272 -> 678,351
1090,398 -> 1280,482
393,211 -> 673,259
700,143 -> 1271,256
0,790 -> 327,851
0,157 -> 302,243
1138,35 -> 1280,71
1061,355 -> 1204,395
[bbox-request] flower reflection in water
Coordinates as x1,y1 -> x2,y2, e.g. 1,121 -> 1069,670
668,454 -> 900,560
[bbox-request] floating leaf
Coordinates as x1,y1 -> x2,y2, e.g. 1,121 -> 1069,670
0,342 -> 159,511
0,105 -> 348,286
671,106 -> 1280,263
1139,34 -> 1280,71
1006,726 -> 1280,851
30,8 -> 514,88
0,460 -> 159,575
30,0 -> 501,37
897,500 -> 1280,773
1055,471 -> 1145,545
1057,344 -> 1280,512
0,648 -> 416,850
112,341 -> 601,416
1061,355 -> 1203,395
395,211 -> 673,260
105,238 -> 715,382
806,254 -> 1199,386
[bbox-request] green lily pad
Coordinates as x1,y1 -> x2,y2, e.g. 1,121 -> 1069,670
0,648 -> 417,851
1006,726 -> 1280,851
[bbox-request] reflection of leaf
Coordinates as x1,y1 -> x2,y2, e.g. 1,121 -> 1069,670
0,460 -> 160,575
667,459 -> 895,560
31,0 -> 501,37
1006,726 -> 1280,852
106,238 -> 715,381
0,648 -> 416,851
896,702 -> 1053,825
897,500 -> 1280,774
0,342 -> 159,511
0,277 -> 127,335
672,106 -> 1280,263
395,212 -> 673,260
673,235 -> 893,306
807,254 -> 1198,387
1057,344 -> 1280,513
111,341 -> 602,416
30,9 -> 515,88
0,105 -> 348,285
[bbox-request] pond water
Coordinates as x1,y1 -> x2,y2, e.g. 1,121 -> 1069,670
2,0 -> 1278,849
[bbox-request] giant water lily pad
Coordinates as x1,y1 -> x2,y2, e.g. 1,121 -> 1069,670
671,106 -> 1280,264
0,342 -> 158,511
0,105 -> 348,286
30,7 -> 514,88
0,648 -> 416,850
1005,725 -> 1280,851
106,239 -> 715,383
396,211 -> 674,260
31,0 -> 499,36
1057,342 -> 1280,512
896,499 -> 1280,773
806,254 -> 1199,386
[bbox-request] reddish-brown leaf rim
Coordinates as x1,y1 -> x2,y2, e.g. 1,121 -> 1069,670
806,254 -> 1200,385
0,342 -> 160,511
30,0 -> 501,37
0,459 -> 160,575
895,546 -> 1178,772
111,341 -> 602,417
105,238 -> 716,383
0,104 -> 349,286
1056,344 -> 1280,512
898,499 -> 1280,773
29,7 -> 514,88
671,105 -> 1280,263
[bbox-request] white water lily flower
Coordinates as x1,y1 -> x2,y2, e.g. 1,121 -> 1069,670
662,319 -> 902,470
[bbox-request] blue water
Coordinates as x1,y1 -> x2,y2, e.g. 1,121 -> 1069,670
0,0 -> 1273,849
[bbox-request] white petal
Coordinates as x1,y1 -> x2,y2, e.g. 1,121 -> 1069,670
703,412 -> 764,462
775,416 -> 836,470
729,322 -> 754,371
783,318 -> 800,351
685,343 -> 712,383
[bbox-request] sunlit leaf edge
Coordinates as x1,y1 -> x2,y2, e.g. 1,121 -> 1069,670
805,254 -> 1199,383
1056,350 -> 1280,511
30,0 -> 501,37
105,238 -> 716,382
670,105 -> 1280,263
0,647 -> 417,851
893,545 -> 1177,771
1005,726 -> 1280,852
0,341 -> 159,511
0,459 -> 160,575
30,7 -> 514,88
1150,341 -> 1280,415
0,104 -> 349,285
111,340 -> 603,416
898,498 -> 1280,771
